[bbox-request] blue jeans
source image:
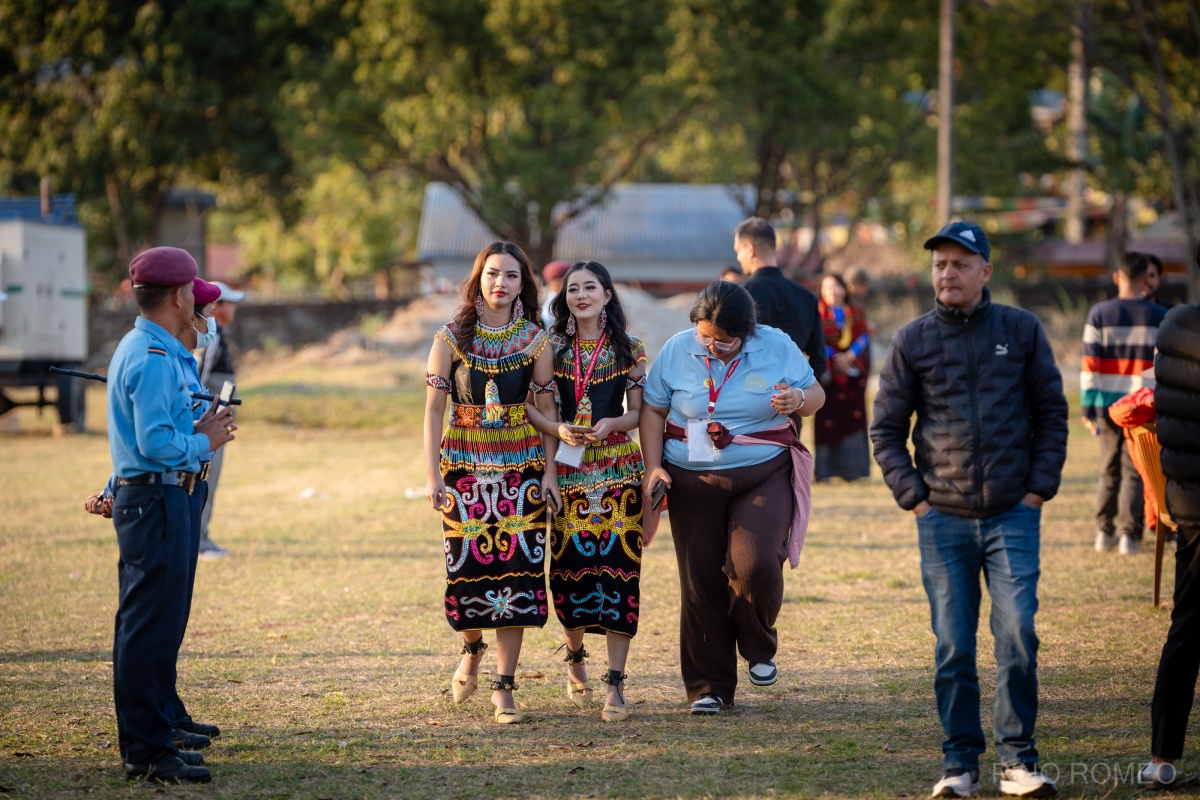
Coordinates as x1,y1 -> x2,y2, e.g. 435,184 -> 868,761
916,502 -> 1042,770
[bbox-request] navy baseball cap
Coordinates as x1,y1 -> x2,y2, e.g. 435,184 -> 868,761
924,220 -> 990,262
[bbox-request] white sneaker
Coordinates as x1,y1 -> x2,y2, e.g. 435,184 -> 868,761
1094,532 -> 1118,552
932,769 -> 980,797
748,660 -> 778,686
1119,535 -> 1142,555
999,764 -> 1057,797
1138,762 -> 1176,789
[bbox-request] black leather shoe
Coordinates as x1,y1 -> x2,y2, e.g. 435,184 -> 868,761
169,729 -> 210,751
176,715 -> 221,739
124,755 -> 211,783
178,749 -> 205,766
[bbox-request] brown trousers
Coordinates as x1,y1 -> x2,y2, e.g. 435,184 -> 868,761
665,451 -> 792,703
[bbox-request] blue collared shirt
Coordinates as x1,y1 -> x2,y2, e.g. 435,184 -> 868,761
178,346 -> 214,464
107,317 -> 211,477
644,325 -> 816,470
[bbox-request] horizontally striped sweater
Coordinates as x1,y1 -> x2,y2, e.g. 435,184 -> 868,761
1081,297 -> 1167,422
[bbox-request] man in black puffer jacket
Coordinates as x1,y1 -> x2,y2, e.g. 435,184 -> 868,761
871,221 -> 1068,799
1140,301 -> 1200,788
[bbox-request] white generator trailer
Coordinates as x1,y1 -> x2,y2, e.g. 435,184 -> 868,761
0,219 -> 88,431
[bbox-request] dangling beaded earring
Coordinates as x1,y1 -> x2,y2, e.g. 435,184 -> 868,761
598,306 -> 608,333
566,314 -> 577,336
475,293 -> 485,317
511,296 -> 524,321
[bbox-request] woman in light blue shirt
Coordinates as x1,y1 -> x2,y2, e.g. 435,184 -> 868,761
640,280 -> 824,715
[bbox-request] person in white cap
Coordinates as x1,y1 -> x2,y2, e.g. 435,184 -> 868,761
195,281 -> 246,559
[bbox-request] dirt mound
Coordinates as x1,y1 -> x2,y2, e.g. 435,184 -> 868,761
245,287 -> 698,375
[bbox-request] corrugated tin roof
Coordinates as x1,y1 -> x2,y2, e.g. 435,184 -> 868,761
417,182 -> 754,264
0,194 -> 78,225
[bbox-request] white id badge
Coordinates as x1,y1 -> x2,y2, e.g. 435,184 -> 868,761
687,419 -> 717,463
555,441 -> 586,468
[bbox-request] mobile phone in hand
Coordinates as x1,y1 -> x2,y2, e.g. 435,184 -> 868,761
218,380 -> 235,407
650,480 -> 667,510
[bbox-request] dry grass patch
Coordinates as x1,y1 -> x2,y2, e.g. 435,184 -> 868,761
0,364 -> 1194,798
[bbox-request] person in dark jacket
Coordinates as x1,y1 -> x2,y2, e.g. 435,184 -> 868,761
870,221 -> 1068,799
1140,301 -> 1200,788
736,217 -> 827,380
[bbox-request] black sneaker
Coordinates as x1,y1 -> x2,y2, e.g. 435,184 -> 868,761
169,728 -> 211,751
748,659 -> 778,686
689,694 -> 725,715
125,755 -> 211,783
176,715 -> 221,739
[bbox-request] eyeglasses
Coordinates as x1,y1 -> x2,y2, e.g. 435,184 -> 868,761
694,329 -> 741,353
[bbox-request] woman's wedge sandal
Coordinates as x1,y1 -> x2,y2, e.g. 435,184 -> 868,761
490,675 -> 523,724
600,669 -> 629,722
450,639 -> 488,704
558,643 -> 593,708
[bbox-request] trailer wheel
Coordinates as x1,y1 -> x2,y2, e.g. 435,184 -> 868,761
56,374 -> 86,432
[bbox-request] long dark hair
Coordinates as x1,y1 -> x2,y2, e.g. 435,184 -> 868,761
550,261 -> 636,370
452,241 -> 540,354
690,280 -> 758,341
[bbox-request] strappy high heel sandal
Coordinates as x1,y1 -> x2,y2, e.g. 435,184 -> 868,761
557,643 -> 593,707
600,669 -> 629,723
490,675 -> 523,724
450,638 -> 488,704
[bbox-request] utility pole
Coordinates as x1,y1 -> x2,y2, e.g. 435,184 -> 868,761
937,0 -> 955,227
1064,0 -> 1091,243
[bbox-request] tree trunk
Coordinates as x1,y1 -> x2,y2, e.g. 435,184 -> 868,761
1132,0 -> 1199,301
936,0 -> 955,228
1064,0 -> 1091,243
1106,190 -> 1128,274
106,174 -> 132,269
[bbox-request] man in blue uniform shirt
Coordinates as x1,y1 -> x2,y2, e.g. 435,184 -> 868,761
107,247 -> 235,783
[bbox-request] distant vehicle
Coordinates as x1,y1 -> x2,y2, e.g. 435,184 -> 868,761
0,194 -> 88,431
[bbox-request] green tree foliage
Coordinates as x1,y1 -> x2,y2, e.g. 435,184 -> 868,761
234,162 -> 422,298
0,0 -> 296,277
346,0 -> 693,266
1091,0 -> 1200,298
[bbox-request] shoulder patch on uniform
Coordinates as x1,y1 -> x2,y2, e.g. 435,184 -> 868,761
147,347 -> 168,356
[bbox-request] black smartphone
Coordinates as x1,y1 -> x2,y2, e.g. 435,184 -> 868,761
649,480 -> 667,510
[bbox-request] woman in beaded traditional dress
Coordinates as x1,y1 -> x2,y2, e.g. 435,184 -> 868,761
525,261 -> 646,723
423,241 -> 561,725
814,274 -> 871,482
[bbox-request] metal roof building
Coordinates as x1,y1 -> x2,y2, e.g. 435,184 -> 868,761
416,182 -> 754,284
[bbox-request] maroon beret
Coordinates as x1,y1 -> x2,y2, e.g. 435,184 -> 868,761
193,278 -> 221,305
129,247 -> 198,287
542,260 -> 571,280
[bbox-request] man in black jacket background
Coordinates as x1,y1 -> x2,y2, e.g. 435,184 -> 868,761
870,221 -> 1068,799
1140,299 -> 1200,788
736,217 -> 827,380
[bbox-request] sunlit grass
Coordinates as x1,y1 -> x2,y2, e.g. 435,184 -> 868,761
0,359 -> 1190,799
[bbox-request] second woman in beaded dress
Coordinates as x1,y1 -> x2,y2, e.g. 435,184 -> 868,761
526,261 -> 646,723
423,241 -> 560,724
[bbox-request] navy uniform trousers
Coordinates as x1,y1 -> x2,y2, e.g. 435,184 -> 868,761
167,478 -> 208,726
112,482 -> 193,765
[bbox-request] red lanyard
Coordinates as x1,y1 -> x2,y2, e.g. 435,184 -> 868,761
703,355 -> 742,416
573,332 -> 608,405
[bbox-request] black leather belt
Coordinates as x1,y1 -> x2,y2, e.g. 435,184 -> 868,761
116,471 -> 199,495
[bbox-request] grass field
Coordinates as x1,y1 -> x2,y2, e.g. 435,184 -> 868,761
0,358 -> 1195,799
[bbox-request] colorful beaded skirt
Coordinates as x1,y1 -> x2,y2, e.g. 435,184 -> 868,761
440,403 -> 548,631
550,432 -> 644,637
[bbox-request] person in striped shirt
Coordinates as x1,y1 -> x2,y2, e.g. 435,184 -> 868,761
1081,252 -> 1168,554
